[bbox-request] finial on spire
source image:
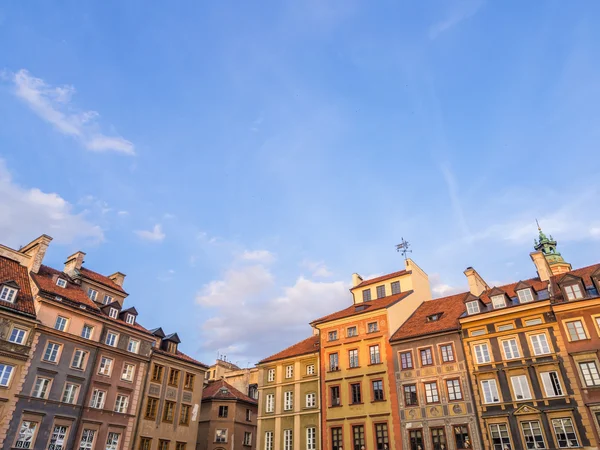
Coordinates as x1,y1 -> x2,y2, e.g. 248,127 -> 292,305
536,218 -> 541,231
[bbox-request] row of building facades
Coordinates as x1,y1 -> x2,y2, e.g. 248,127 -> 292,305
255,229 -> 600,450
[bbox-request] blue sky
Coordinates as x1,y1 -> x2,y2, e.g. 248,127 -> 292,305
1,1 -> 600,365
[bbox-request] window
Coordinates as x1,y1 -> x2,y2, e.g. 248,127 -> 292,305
145,397 -> 159,419
15,421 -> 38,448
163,401 -> 175,422
391,281 -> 401,294
87,288 -> 98,301
579,361 -> 600,386
103,294 -> 113,305
368,322 -> 378,333
420,348 -> 433,366
105,332 -> 118,347
284,391 -> 293,410
306,392 -> 316,407
351,382 -> 362,404
431,428 -> 447,450
0,285 -> 17,303
115,394 -> 129,413
566,320 -> 588,341
481,379 -> 500,403
81,325 -> 93,339
372,380 -> 384,401
370,345 -> 381,364
121,363 -> 135,382
491,295 -> 506,309
218,405 -> 229,417
265,394 -> 274,412
552,418 -> 579,448
56,278 -> 67,288
128,339 -> 140,354
307,428 -> 316,450
90,389 -> 106,408
62,382 -> 79,404
32,376 -> 51,398
517,288 -> 534,303
8,327 -> 27,344
286,365 -> 293,378
109,308 -> 118,319
541,371 -> 564,396
126,314 -> 135,325
284,430 -> 292,450
427,313 -> 442,322
245,408 -> 252,421
404,384 -> 418,406
530,334 -> 551,355
466,301 -> 480,314
306,364 -> 315,375
168,368 -> 180,386
79,429 -> 96,450
474,343 -> 491,364
502,339 -> 521,359
180,404 -> 190,425
440,344 -> 454,362
329,353 -> 339,371
400,351 -> 413,369
375,423 -> 389,450
106,432 -> 120,450
489,424 -> 511,450
471,329 -> 486,337
376,285 -> 386,298
525,318 -> 543,326
446,379 -> 463,400
521,421 -> 545,449
328,330 -> 338,341
152,364 -> 164,382
267,368 -> 275,382
43,342 -> 61,362
352,425 -> 364,450
564,284 -> 583,300
362,289 -> 371,301
98,356 -> 113,376
409,430 -> 423,450
244,432 -> 253,447
349,349 -> 359,368
184,373 -> 195,389
139,439 -> 151,450
424,382 -> 439,403
497,323 -> 515,331
0,364 -> 13,387
454,425 -> 471,450
54,316 -> 68,331
331,428 -> 342,450
265,432 -> 274,450
347,326 -> 358,337
158,440 -> 169,450
330,386 -> 340,406
71,349 -> 87,370
511,375 -> 532,400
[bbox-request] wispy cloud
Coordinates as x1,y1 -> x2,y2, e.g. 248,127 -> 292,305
239,250 -> 276,264
5,69 -> 134,155
440,164 -> 471,239
300,259 -> 333,278
429,0 -> 484,40
135,224 -> 165,242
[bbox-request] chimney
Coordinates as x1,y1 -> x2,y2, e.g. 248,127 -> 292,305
352,273 -> 363,287
109,272 -> 126,287
530,251 -> 553,282
64,251 -> 86,276
463,267 -> 489,296
19,235 -> 53,274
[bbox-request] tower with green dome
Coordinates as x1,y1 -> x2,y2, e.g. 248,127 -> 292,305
533,221 -> 572,275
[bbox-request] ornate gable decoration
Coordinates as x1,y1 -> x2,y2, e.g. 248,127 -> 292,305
513,404 -> 541,416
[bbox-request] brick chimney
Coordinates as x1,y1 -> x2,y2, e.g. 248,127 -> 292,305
352,273 -> 363,287
530,251 -> 553,282
109,272 -> 126,287
19,235 -> 53,274
64,251 -> 86,276
463,267 -> 489,296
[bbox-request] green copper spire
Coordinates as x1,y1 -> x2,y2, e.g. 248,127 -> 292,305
533,221 -> 566,266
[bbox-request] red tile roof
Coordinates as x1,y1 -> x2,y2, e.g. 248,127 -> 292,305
0,256 -> 36,317
202,379 -> 257,404
354,270 -> 408,288
80,267 -> 127,293
550,263 -> 600,302
259,335 -> 320,364
33,265 -> 100,310
311,291 -> 412,325
153,347 -> 209,369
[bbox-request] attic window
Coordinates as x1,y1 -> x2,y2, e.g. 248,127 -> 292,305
426,313 -> 442,322
517,289 -> 534,303
564,283 -> 584,301
0,285 -> 18,304
56,278 -> 67,288
491,295 -> 506,309
220,388 -> 229,395
466,301 -> 480,315
126,314 -> 135,325
109,308 -> 118,319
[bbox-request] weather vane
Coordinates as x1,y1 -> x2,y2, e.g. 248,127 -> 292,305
396,238 -> 412,260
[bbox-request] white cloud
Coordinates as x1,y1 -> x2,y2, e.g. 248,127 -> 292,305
7,69 -> 134,155
300,259 -> 333,277
429,273 -> 466,298
135,224 -> 165,242
239,250 -> 276,264
429,0 -> 484,40
117,211 -> 129,216
0,160 -> 103,247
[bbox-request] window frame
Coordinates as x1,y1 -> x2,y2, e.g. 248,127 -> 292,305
403,384 -> 418,406
540,370 -> 564,397
105,331 -> 119,347
424,381 -> 439,404
473,342 -> 491,364
346,326 -> 358,338
520,420 -> 546,449
362,289 -> 371,302
0,363 -> 14,387
376,285 -> 386,299
564,319 -> 589,341
439,343 -> 455,363
501,338 -> 521,360
81,324 -> 94,340
43,341 -> 62,363
8,326 -> 27,345
529,333 -> 551,355
87,288 -> 98,301
0,285 -> 18,303
350,382 -> 362,404
491,294 -> 506,309
400,351 -> 413,370
517,288 -> 534,303
446,378 -> 463,401
54,316 -> 69,332
98,356 -> 113,376
466,301 -> 480,314
563,283 -> 584,300
61,382 -> 80,404
510,374 -> 533,400
369,344 -> 381,364
372,379 -> 384,401
348,349 -> 359,368
481,378 -> 500,404
128,338 -> 140,354
552,417 -> 580,448
391,281 -> 400,295
419,347 -> 433,366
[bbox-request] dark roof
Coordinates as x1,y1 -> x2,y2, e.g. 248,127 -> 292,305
164,332 -> 181,343
354,270 -> 408,288
551,263 -> 600,303
150,327 -> 166,338
79,267 -> 127,294
311,291 -> 412,325
121,306 -> 138,315
479,277 -> 549,303
259,335 -> 320,364
202,379 -> 257,404
0,256 -> 36,317
153,347 -> 208,369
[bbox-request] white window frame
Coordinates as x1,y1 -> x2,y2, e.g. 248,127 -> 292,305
481,379 -> 500,404
284,391 -> 293,410
103,294 -> 113,305
349,349 -> 359,368
81,325 -> 93,340
15,421 -> 38,448
491,295 -> 506,309
284,429 -> 293,450
517,288 -> 534,303
347,326 -> 358,337
264,432 -> 273,450
62,382 -> 79,404
520,421 -> 545,449
501,339 -> 521,359
71,349 -> 87,370
306,364 -> 315,375
8,327 -> 27,344
367,322 -> 378,333
87,288 -> 98,301
579,361 -> 600,386
43,342 -> 61,363
564,284 -> 583,300
105,432 -> 120,450
215,429 -> 228,443
510,375 -> 532,400
565,320 -> 588,341
90,389 -> 106,409
306,392 -> 316,408
307,427 -> 316,450
127,339 -> 140,354
98,356 -> 113,376
79,429 -> 95,449
552,417 -> 580,448
267,368 -> 275,382
473,343 -> 491,364
109,308 -> 118,319
370,345 -> 381,364
285,365 -> 293,379
466,301 -> 480,314
265,393 -> 275,413
105,332 -> 119,347
126,314 -> 135,325
524,318 -> 543,326
56,278 -> 67,288
121,363 -> 135,382
54,316 -> 68,332
114,394 -> 129,413
0,364 -> 14,387
0,286 -> 18,303
244,432 -> 253,446
541,371 -> 564,397
530,333 -> 551,355
32,376 -> 51,398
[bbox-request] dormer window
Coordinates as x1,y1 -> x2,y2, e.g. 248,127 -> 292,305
466,301 -> 480,315
426,313 -> 442,322
564,283 -> 584,300
491,295 -> 506,309
0,285 -> 18,303
109,308 -> 118,319
517,289 -> 534,303
56,278 -> 67,288
167,341 -> 177,353
126,314 -> 135,325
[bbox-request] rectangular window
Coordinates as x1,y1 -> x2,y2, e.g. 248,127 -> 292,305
244,432 -> 253,447
152,364 -> 164,382
431,428 -> 447,450
56,278 -> 67,288
404,384 -> 418,406
8,327 -> 27,344
454,425 -> 471,450
328,330 -> 338,341
349,349 -> 359,368
521,421 -> 546,449
372,380 -> 384,401
552,418 -> 579,448
128,339 -> 140,354
0,364 -> 14,387
446,379 -> 463,400
306,364 -> 315,375
409,430 -> 423,450
114,394 -> 129,413
284,430 -> 292,450
351,382 -> 362,404
158,440 -> 169,450
62,382 -> 79,404
139,438 -> 152,450
368,322 -> 378,333
105,332 -> 118,347
474,343 -> 491,364
329,353 -> 339,371
265,432 -> 273,450
391,281 -> 401,294
265,394 -> 274,412
218,405 -> 229,417
81,325 -> 93,339
347,326 -> 358,337
54,316 -> 68,331
566,320 -> 588,341
79,429 -> 95,450
163,401 -> 175,422
376,285 -> 385,298
108,308 -> 118,319
370,345 -> 381,364
564,284 -> 583,300
420,348 -> 433,366
541,371 -> 564,396
121,363 -> 135,382
32,377 -> 50,398
103,294 -> 113,305
400,351 -> 413,369
87,288 -> 98,301
306,428 -> 316,450
145,397 -> 158,419
517,289 -> 534,303
246,409 -> 251,421
424,382 -> 439,403
530,334 -> 551,355
492,295 -> 506,309
184,373 -> 195,389
579,361 -> 600,386
330,386 -> 340,406
168,369 -> 180,386
362,289 -> 371,301
497,323 -> 515,331
511,375 -> 532,400
126,314 -> 135,324
306,392 -> 316,408
481,379 -> 500,403
16,421 -> 38,448
98,356 -> 113,376
331,428 -> 342,450
267,368 -> 275,382
180,404 -> 190,425
176,443 -> 186,450
90,389 -> 106,408
43,342 -> 61,362
502,339 -> 520,359
440,344 -> 455,362
353,426 -> 364,450
286,365 -> 293,378
106,433 -> 120,450
284,391 -> 293,410
489,424 -> 511,450
470,329 -> 486,337
71,349 -> 87,370
375,423 -> 389,450
525,318 -> 543,326
466,301 -> 480,314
